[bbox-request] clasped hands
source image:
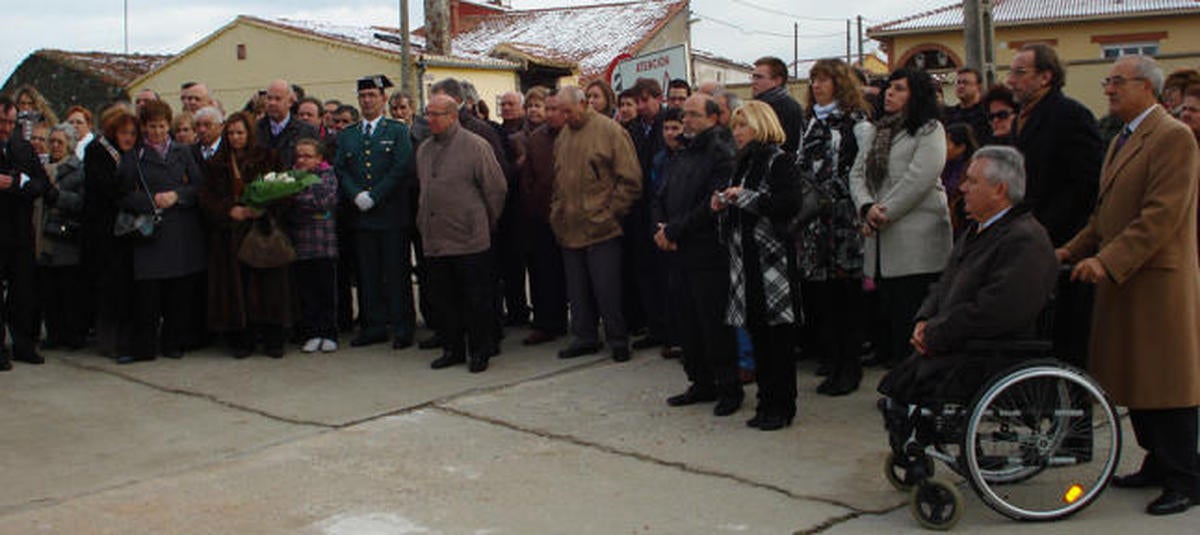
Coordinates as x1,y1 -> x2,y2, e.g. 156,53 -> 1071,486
653,223 -> 678,251
861,204 -> 889,236
709,186 -> 742,212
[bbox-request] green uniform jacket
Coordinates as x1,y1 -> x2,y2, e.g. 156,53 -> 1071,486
336,117 -> 415,230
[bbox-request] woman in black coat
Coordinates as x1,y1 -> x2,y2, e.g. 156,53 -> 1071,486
713,101 -> 800,431
37,123 -> 88,349
82,107 -> 141,358
121,101 -> 207,364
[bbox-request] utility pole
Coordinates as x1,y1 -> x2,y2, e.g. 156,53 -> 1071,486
982,0 -> 997,85
857,15 -> 864,67
400,0 -> 413,95
793,23 -> 799,79
846,19 -> 852,64
124,0 -> 129,54
964,0 -> 984,73
424,0 -> 451,56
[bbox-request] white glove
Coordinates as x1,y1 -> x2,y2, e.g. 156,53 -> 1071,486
354,191 -> 375,212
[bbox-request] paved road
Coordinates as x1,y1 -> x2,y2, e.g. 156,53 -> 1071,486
0,330 -> 1194,533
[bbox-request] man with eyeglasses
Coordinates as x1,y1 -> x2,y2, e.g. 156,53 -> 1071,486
1057,54 -> 1200,517
942,67 -> 989,142
0,95 -> 50,370
1007,43 -> 1104,370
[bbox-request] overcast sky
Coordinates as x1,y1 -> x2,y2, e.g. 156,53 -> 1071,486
3,0 -> 946,86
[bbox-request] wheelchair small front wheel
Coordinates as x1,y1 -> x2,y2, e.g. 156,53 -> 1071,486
910,479 -> 963,530
886,452 -> 934,492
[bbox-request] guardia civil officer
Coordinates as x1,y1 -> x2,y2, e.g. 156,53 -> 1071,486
335,75 -> 417,349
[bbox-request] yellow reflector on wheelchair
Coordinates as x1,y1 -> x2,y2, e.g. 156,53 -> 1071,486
1063,484 -> 1085,504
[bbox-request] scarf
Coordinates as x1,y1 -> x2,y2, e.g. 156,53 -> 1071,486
812,101 -> 839,121
865,112 -> 904,194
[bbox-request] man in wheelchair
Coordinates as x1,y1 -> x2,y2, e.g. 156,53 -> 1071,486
877,145 -> 1059,436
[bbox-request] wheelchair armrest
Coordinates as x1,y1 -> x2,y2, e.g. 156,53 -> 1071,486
962,339 -> 1053,354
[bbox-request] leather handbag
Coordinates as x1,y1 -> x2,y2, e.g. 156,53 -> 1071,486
112,148 -> 162,239
237,216 -> 297,269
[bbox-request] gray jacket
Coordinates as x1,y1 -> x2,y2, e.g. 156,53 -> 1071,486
849,120 -> 952,278
38,155 -> 86,266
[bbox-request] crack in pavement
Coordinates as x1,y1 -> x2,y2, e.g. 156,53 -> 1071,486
792,503 -> 908,534
433,404 -> 897,517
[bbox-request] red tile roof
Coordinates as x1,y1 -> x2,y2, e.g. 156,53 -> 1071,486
871,0 -> 1200,36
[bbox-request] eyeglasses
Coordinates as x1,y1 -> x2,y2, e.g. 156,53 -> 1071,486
1101,76 -> 1147,88
988,110 -> 1013,121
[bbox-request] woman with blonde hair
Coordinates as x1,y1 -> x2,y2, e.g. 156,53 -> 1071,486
14,85 -> 59,130
796,58 -> 873,396
712,100 -> 800,431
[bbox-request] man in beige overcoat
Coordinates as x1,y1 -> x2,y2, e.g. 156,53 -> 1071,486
1058,55 -> 1200,516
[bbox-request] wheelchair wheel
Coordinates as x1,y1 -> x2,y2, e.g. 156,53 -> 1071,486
885,451 -> 934,492
963,362 -> 1121,521
910,479 -> 963,530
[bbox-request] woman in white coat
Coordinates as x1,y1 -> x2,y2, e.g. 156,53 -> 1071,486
850,68 -> 952,368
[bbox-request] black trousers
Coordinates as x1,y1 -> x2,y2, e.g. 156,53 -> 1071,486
497,209 -> 529,323
0,247 -> 37,359
36,264 -> 88,347
335,204 -> 358,331
355,228 -> 414,341
1052,273 -> 1093,369
876,273 -> 939,366
522,219 -> 567,334
804,277 -> 865,387
1129,406 -> 1200,499
428,251 -> 494,359
412,231 -> 437,332
748,322 -> 797,418
670,267 -> 739,395
132,275 -> 198,358
293,258 -> 338,340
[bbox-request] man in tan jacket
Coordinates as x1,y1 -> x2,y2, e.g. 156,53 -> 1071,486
1058,55 -> 1200,516
550,86 -> 643,362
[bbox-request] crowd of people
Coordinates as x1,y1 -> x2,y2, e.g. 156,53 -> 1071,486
2,43 -> 1200,514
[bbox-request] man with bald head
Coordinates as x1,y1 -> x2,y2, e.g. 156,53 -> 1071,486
416,95 -> 507,373
257,79 -> 317,169
180,82 -> 211,113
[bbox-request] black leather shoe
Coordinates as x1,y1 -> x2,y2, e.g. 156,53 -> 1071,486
557,343 -> 602,359
660,346 -> 683,359
611,347 -> 631,362
116,355 -> 156,365
350,333 -> 388,347
13,353 -> 45,365
468,356 -> 489,373
746,410 -> 764,428
232,347 -> 253,359
392,337 -> 413,350
667,387 -> 718,407
430,353 -> 466,369
162,350 -> 183,359
0,357 -> 12,371
1146,490 -> 1196,516
713,395 -> 743,416
1112,471 -> 1163,489
418,335 -> 443,350
631,336 -> 663,350
264,347 -> 284,359
817,378 -> 859,397
522,330 -> 559,346
756,413 -> 794,431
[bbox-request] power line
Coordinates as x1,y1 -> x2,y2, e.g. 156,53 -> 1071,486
693,13 -> 845,39
726,0 -> 850,23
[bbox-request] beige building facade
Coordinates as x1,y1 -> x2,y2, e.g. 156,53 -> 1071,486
870,0 -> 1200,114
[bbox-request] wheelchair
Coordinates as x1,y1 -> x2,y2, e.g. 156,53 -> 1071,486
878,298 -> 1122,530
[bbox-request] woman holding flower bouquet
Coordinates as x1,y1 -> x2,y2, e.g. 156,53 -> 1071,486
289,138 -> 339,352
200,112 -> 291,358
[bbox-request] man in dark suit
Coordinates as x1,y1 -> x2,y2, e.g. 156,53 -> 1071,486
751,56 -> 805,153
623,77 -> 669,351
879,146 -> 1058,405
258,79 -> 318,170
1008,43 -> 1104,369
336,75 -> 417,349
0,96 -> 50,370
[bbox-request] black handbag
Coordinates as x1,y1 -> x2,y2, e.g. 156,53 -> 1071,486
237,216 -> 297,269
113,149 -> 162,239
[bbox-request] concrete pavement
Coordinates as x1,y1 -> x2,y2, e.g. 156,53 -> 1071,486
0,329 -> 1194,533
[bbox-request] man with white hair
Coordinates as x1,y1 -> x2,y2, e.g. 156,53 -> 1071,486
192,106 -> 224,160
879,145 -> 1058,405
1058,54 -> 1200,516
257,79 -> 317,169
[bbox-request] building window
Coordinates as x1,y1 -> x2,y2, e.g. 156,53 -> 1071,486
237,44 -> 246,60
1101,42 -> 1158,59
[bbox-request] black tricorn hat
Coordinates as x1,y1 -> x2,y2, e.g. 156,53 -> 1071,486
357,75 -> 394,91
